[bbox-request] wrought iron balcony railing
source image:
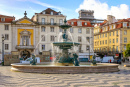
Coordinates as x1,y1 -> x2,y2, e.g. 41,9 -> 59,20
16,45 -> 35,49
38,22 -> 63,26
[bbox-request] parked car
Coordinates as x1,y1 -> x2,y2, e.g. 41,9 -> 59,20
95,56 -> 101,62
114,59 -> 121,64
101,56 -> 114,63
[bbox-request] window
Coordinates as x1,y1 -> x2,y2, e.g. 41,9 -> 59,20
116,38 -> 118,43
124,30 -> 127,35
78,28 -> 82,33
71,22 -> 74,25
116,31 -> 118,36
1,18 -> 5,22
22,36 -> 29,46
100,41 -> 101,45
109,39 -> 111,44
5,44 -> 9,50
109,32 -> 111,36
100,35 -> 101,38
103,34 -> 104,38
78,36 -> 82,42
50,11 -> 53,15
42,45 -> 45,50
41,35 -> 45,41
86,37 -> 90,42
79,45 -> 82,52
105,33 -> 107,37
5,34 -> 9,40
59,28 -> 62,32
86,46 -> 89,50
116,46 -> 118,51
113,39 -> 115,43
105,40 -> 107,44
77,21 -> 82,26
5,25 -> 9,30
124,37 -> 127,43
102,27 -> 104,32
41,26 -> 45,32
109,47 -> 111,51
86,29 -> 90,34
70,28 -> 73,33
59,19 -> 62,25
113,24 -> 115,29
106,26 -> 108,31
41,18 -> 45,24
84,22 -> 87,25
42,11 -> 45,14
58,12 -> 61,15
124,45 -> 126,50
50,27 -> 54,32
123,22 -> 127,27
50,36 -> 55,41
50,18 -> 54,25
103,40 -> 104,44
110,25 -> 112,29
113,31 -> 114,36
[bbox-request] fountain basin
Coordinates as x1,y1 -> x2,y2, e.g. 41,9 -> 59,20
11,63 -> 119,74
53,42 -> 79,45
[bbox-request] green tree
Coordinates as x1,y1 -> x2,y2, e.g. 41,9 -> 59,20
123,44 -> 130,57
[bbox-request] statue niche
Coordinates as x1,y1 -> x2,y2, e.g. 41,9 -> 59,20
20,30 -> 31,46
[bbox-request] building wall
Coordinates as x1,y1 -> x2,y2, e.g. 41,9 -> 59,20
94,19 -> 130,57
38,26 -> 93,53
0,23 -> 12,53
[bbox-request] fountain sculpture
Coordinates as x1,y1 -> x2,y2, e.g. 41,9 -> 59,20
53,19 -> 80,66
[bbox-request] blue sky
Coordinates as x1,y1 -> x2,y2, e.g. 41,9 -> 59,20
0,0 -> 130,20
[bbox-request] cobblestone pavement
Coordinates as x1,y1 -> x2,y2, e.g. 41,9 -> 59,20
0,64 -> 130,87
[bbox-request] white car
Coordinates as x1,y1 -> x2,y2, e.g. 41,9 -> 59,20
101,56 -> 114,63
95,56 -> 101,62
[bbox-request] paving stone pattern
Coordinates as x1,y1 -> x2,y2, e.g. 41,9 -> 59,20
0,65 -> 130,87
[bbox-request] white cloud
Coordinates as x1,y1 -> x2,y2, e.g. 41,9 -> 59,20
31,0 -> 63,11
76,0 -> 130,19
16,0 -> 65,11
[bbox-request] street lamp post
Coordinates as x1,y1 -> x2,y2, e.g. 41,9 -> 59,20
88,37 -> 92,61
2,35 -> 5,66
89,44 -> 90,61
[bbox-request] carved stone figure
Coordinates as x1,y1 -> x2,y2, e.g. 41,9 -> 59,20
73,53 -> 79,66
30,54 -> 37,65
92,55 -> 97,65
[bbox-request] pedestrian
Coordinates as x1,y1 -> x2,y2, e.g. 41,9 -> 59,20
110,59 -> 111,63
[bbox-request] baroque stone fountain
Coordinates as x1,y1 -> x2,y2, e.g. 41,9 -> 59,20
53,19 -> 80,66
11,19 -> 119,74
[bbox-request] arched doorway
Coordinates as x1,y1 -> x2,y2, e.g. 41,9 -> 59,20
21,50 -> 30,60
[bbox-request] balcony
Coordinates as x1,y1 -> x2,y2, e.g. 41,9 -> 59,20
38,22 -> 62,26
16,45 -> 35,49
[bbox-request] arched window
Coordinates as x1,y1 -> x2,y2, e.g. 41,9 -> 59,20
20,30 -> 31,46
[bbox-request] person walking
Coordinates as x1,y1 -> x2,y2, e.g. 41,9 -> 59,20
110,59 -> 111,63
